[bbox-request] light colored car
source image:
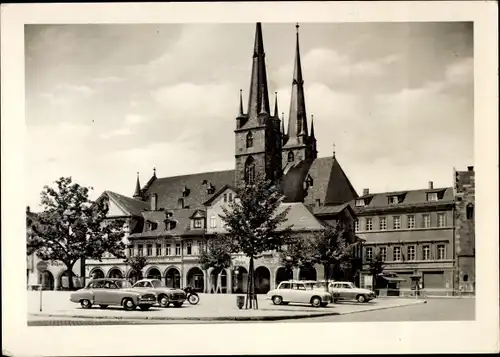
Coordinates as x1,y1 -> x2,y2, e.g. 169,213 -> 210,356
321,281 -> 376,303
267,280 -> 332,307
70,278 -> 157,311
132,279 -> 186,308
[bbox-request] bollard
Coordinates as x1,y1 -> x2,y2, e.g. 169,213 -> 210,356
39,286 -> 43,312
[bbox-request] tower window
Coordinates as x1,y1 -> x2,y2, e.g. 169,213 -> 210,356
466,204 -> 474,219
288,151 -> 294,162
244,156 -> 256,184
246,132 -> 253,148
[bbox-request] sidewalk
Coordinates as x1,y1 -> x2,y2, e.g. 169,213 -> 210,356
28,291 -> 427,321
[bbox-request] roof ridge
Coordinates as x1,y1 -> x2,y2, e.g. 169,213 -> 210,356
154,168 -> 234,181
364,187 -> 453,196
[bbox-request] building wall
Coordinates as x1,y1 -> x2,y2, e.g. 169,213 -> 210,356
27,254 -> 82,290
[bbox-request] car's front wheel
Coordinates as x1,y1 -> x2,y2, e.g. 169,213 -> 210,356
122,298 -> 136,311
272,296 -> 283,305
158,295 -> 169,308
356,295 -> 366,303
80,299 -> 92,309
139,305 -> 151,311
311,296 -> 322,308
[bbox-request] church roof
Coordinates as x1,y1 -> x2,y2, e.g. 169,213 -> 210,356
144,170 -> 235,211
276,202 -> 325,231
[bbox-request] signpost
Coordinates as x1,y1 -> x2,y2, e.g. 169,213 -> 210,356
36,261 -> 48,312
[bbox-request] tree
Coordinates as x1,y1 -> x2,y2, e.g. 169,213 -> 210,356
367,249 -> 384,293
27,177 -> 126,290
220,175 -> 292,309
278,233 -> 314,281
123,255 -> 147,282
198,234 -> 233,293
308,223 -> 361,293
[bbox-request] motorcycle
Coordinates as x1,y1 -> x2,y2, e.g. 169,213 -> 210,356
183,286 -> 200,305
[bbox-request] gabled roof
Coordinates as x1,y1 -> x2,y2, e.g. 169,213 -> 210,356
275,202 -> 325,231
129,208 -> 205,238
104,190 -> 150,217
143,170 -> 235,211
203,184 -> 237,206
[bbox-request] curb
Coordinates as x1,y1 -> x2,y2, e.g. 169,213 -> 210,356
30,311 -> 341,322
29,300 -> 426,322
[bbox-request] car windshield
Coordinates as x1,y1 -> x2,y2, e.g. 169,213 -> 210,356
114,280 -> 132,289
303,283 -> 315,290
152,280 -> 164,288
344,283 -> 355,289
314,282 -> 327,289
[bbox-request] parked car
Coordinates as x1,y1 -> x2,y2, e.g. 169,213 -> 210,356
132,279 -> 186,307
267,280 -> 332,307
70,278 -> 157,311
319,281 -> 376,303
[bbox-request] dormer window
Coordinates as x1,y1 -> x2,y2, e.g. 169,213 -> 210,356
165,219 -> 176,231
355,199 -> 366,207
146,221 -> 158,231
388,195 -> 404,204
206,183 -> 215,194
305,174 -> 313,187
246,132 -> 253,148
288,151 -> 294,162
182,186 -> 190,197
177,198 -> 185,209
427,192 -> 438,202
193,219 -> 203,229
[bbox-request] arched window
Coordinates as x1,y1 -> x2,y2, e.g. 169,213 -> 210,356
246,132 -> 253,148
288,151 -> 294,162
463,274 -> 469,282
466,204 -> 474,220
244,156 -> 256,184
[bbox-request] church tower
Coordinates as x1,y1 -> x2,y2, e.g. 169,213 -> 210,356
282,24 -> 317,169
235,23 -> 283,187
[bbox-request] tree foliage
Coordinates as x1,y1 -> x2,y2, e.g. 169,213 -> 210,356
199,234 -> 233,293
124,255 -> 148,280
27,177 -> 126,289
219,175 -> 292,309
367,249 -> 385,290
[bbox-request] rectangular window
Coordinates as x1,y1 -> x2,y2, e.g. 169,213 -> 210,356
228,193 -> 233,202
138,244 -> 143,257
427,192 -> 438,201
393,216 -> 401,230
423,245 -> 430,260
210,217 -> 217,229
198,242 -> 204,254
380,247 -> 387,261
223,193 -> 227,203
393,246 -> 402,261
165,244 -> 171,256
407,215 -> 415,229
388,196 -> 399,204
437,213 -> 446,227
366,218 -> 373,231
147,244 -> 153,256
366,247 -> 373,261
155,244 -> 161,256
380,217 -> 387,230
407,246 -> 416,261
194,219 -> 202,229
355,199 -> 365,207
354,220 -> 359,232
128,247 -> 134,257
437,244 -> 445,260
423,214 -> 431,228
186,242 -> 192,255
175,243 -> 181,256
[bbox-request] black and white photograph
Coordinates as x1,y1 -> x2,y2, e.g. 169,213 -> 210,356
2,1 -> 498,356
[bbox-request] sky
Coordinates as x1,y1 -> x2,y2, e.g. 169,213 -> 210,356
25,22 -> 474,211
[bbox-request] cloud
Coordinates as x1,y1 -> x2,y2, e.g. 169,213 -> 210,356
445,57 -> 473,85
125,114 -> 147,125
99,128 -> 132,140
92,76 -> 126,84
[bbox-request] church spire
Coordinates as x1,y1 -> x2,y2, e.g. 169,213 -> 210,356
273,92 -> 279,117
310,114 -> 315,139
133,172 -> 141,199
247,22 -> 270,120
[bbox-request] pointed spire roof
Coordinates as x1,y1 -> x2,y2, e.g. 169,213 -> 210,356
310,114 -> 316,139
133,172 -> 141,198
286,23 -> 308,142
238,89 -> 244,117
246,22 -> 270,122
273,92 -> 279,117
281,112 -> 286,134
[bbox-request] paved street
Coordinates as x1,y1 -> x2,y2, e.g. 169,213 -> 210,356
28,297 -> 474,326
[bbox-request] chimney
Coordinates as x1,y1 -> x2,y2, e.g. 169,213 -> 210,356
150,194 -> 158,211
467,166 -> 474,172
26,206 -> 30,213
363,188 -> 369,196
428,181 -> 434,189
